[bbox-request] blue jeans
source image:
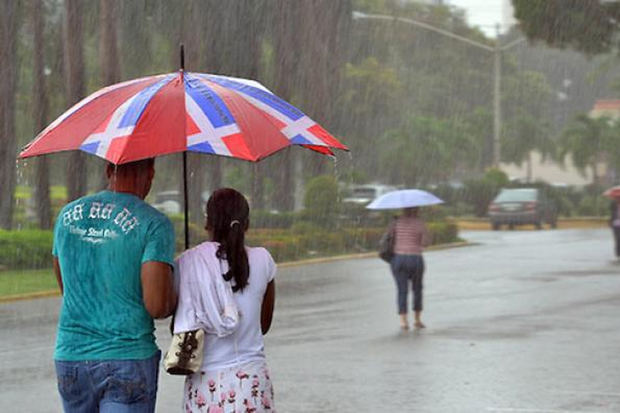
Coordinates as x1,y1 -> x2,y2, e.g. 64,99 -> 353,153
55,350 -> 160,413
390,254 -> 424,314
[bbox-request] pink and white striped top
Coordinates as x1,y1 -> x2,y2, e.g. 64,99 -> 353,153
392,216 -> 430,255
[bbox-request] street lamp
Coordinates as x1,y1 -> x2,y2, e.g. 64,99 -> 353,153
352,11 -> 525,167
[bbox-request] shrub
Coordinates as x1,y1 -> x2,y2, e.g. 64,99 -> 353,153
463,168 -> 509,217
576,195 -> 609,217
0,230 -> 54,270
303,175 -> 341,227
250,210 -> 296,229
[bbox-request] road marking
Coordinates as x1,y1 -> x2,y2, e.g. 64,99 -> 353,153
486,408 -> 609,413
551,390 -> 620,398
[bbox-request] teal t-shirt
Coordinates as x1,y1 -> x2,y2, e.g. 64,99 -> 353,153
52,190 -> 175,361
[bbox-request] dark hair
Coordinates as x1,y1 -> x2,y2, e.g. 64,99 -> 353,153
205,188 -> 250,292
106,158 -> 154,176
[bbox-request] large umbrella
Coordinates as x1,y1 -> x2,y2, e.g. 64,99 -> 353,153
366,189 -> 443,210
19,46 -> 348,247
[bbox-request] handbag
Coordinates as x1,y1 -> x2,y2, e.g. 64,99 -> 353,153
163,327 -> 205,375
378,226 -> 395,263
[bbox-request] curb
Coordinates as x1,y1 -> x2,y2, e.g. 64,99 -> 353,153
0,241 -> 475,303
0,289 -> 60,304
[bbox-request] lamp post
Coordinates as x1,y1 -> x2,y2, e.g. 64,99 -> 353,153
352,11 -> 524,167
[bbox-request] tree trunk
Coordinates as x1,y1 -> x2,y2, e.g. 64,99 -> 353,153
526,151 -> 533,183
271,0 -> 300,211
0,0 -> 20,229
64,0 -> 87,201
33,0 -> 52,229
97,0 -> 121,190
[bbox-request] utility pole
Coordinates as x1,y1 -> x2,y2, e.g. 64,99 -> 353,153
493,23 -> 502,168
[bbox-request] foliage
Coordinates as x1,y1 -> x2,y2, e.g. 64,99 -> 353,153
512,0 -> 620,55
0,230 -> 53,270
250,210 -> 296,229
463,169 -> 509,217
379,115 -> 478,186
246,221 -> 459,262
576,195 -> 609,217
302,175 -> 341,227
558,114 -> 616,184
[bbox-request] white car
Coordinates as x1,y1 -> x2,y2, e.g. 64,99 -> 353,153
342,184 -> 399,206
152,190 -> 182,215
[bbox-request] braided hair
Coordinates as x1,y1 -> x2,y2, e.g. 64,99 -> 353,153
205,188 -> 250,292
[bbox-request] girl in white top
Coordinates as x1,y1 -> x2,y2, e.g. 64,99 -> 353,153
177,188 -> 276,412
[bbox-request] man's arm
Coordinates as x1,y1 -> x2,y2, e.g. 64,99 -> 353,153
53,257 -> 63,295
261,280 -> 275,335
141,261 -> 176,319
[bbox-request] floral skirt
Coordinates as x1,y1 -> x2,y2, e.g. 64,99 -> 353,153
183,360 -> 275,413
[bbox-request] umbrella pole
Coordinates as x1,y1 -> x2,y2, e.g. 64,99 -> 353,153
180,43 -> 189,250
183,151 -> 189,249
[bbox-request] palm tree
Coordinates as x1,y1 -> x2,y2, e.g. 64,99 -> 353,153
558,114 -> 613,185
501,110 -> 551,183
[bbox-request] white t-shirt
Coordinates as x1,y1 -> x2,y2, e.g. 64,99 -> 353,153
201,243 -> 276,371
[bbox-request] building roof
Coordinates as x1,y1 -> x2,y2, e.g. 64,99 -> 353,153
590,99 -> 620,119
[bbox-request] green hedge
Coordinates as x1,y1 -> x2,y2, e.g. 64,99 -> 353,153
245,221 -> 459,262
0,229 -> 54,270
0,221 -> 459,270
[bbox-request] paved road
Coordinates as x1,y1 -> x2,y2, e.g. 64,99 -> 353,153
1,229 -> 619,412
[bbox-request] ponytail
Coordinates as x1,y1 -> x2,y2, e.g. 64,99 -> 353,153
206,189 -> 250,292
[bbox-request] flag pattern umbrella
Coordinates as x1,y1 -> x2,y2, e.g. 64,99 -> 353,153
19,72 -> 347,164
366,189 -> 444,210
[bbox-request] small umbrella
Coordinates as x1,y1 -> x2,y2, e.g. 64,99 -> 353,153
19,46 -> 348,247
366,189 -> 443,210
603,186 -> 620,200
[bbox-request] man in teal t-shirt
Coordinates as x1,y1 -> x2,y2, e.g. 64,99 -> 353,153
53,158 -> 176,413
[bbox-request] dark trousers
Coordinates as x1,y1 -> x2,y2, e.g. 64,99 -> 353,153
614,227 -> 620,257
390,254 -> 424,314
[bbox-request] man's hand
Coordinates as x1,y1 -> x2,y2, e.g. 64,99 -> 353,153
141,261 -> 176,319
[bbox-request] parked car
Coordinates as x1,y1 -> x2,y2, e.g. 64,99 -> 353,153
342,184 -> 398,206
151,190 -> 211,215
488,187 -> 557,230
152,190 -> 182,215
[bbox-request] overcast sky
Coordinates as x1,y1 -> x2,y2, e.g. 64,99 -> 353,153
448,0 -> 515,37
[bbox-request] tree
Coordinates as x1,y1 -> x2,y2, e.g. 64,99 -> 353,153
0,0 -> 21,229
378,115 -> 477,186
33,0 -> 52,229
559,114 -> 614,185
270,0 -> 302,211
512,0 -> 620,55
502,111 -> 551,183
97,0 -> 121,190
64,0 -> 87,201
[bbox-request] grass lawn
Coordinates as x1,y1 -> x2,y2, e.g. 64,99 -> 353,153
0,269 -> 58,298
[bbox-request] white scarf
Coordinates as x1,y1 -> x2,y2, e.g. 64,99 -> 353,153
173,242 -> 239,337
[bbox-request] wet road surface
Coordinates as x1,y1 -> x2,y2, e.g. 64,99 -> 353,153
1,229 -> 619,412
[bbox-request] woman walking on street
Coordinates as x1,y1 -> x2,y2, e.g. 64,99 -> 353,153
174,188 -> 276,412
389,207 -> 430,330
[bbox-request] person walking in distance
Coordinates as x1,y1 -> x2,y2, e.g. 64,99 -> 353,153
53,158 -> 176,412
610,198 -> 620,259
389,207 -> 430,330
